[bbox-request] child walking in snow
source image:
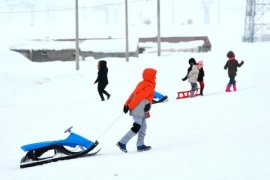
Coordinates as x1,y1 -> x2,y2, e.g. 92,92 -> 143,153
182,58 -> 199,97
197,60 -> 205,96
117,68 -> 157,153
182,58 -> 195,81
94,60 -> 111,101
224,51 -> 244,92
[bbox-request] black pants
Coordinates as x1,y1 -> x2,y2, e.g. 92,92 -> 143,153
98,83 -> 110,100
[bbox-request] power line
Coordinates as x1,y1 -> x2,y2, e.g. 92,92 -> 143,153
0,0 -> 144,14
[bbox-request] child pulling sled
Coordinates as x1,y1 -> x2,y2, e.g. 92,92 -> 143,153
117,68 -> 157,153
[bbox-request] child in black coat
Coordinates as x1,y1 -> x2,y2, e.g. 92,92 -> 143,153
197,60 -> 205,95
94,60 -> 111,101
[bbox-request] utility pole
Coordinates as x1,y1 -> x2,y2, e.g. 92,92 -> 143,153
217,0 -> 221,24
171,0 -> 175,24
75,0 -> 80,70
125,0 -> 129,62
202,0 -> 211,24
157,0 -> 161,56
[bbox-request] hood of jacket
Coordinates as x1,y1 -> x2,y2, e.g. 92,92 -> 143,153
98,60 -> 107,69
124,68 -> 157,116
142,68 -> 157,86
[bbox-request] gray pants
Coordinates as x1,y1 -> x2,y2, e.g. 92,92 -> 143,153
190,83 -> 198,97
190,82 -> 198,91
119,116 -> 147,146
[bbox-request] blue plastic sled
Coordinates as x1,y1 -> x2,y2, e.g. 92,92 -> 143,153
153,91 -> 168,104
20,126 -> 99,168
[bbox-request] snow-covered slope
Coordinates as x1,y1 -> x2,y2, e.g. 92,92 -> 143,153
1,0 -> 270,179
0,38 -> 270,179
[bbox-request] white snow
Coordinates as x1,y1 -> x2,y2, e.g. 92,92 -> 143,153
1,0 -> 270,180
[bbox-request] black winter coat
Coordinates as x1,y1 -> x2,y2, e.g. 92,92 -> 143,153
95,60 -> 109,85
197,68 -> 204,81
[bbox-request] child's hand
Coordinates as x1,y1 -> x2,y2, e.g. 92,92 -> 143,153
123,105 -> 129,114
144,104 -> 151,112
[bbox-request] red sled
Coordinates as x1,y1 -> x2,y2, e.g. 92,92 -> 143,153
176,89 -> 200,99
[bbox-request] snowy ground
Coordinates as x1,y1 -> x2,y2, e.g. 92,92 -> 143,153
1,33 -> 270,180
1,1 -> 270,179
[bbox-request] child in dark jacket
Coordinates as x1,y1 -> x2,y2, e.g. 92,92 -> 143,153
117,68 -> 157,153
197,60 -> 205,95
224,51 -> 244,92
94,60 -> 111,101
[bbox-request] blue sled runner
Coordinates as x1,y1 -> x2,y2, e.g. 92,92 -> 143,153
20,126 -> 100,168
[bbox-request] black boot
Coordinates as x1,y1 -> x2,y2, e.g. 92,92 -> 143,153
104,91 -> 110,100
200,89 -> 203,96
137,145 -> 152,152
99,92 -> 105,101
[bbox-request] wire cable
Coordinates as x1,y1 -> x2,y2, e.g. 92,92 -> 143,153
96,112 -> 124,141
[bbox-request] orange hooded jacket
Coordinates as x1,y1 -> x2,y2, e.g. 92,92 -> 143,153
125,68 -> 157,112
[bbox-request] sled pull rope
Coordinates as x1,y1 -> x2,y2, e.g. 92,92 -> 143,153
97,112 -> 124,140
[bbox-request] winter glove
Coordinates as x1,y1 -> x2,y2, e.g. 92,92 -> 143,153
123,105 -> 129,114
144,103 -> 151,112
